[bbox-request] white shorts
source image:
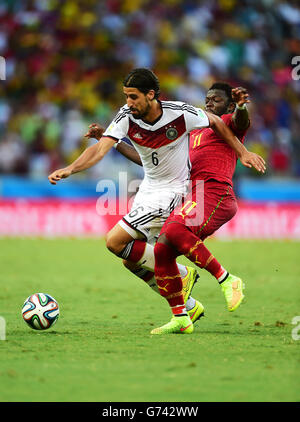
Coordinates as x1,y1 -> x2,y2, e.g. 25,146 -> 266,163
118,188 -> 183,244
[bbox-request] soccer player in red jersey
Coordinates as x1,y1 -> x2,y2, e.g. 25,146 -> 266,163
151,82 -> 255,334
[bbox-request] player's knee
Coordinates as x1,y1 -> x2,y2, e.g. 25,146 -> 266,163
163,222 -> 190,255
154,240 -> 177,265
105,233 -> 124,256
163,223 -> 181,247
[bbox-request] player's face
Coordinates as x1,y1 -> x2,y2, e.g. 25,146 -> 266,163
123,87 -> 153,119
205,89 -> 232,116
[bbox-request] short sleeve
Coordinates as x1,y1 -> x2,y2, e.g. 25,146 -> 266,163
184,105 -> 210,132
103,106 -> 129,140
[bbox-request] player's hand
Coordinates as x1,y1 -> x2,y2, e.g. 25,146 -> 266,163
84,123 -> 105,140
240,151 -> 266,173
232,87 -> 250,107
48,168 -> 72,185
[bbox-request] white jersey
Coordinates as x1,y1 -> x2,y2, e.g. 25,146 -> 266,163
103,101 -> 209,195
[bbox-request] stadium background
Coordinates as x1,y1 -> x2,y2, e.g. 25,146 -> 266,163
0,0 -> 299,236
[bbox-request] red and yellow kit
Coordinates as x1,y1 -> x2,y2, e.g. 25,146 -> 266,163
161,113 -> 249,240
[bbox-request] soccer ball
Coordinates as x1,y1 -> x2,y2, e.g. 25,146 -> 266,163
22,293 -> 59,330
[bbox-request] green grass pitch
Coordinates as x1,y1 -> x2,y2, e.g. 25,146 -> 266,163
0,238 -> 299,402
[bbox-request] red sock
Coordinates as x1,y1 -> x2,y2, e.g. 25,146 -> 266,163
154,242 -> 187,316
164,223 -> 227,281
118,239 -> 146,263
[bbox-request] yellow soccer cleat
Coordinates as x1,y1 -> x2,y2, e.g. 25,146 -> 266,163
221,274 -> 245,312
188,300 -> 205,323
182,267 -> 199,303
150,315 -> 194,335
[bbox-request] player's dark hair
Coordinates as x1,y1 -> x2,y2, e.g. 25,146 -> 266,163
209,82 -> 233,103
123,68 -> 160,99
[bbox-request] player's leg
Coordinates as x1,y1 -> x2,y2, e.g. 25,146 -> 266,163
150,236 -> 194,335
114,194 -> 201,313
163,221 -> 229,282
106,217 -> 196,288
122,257 -> 203,323
106,191 -> 203,329
153,182 -> 229,290
161,181 -> 244,311
122,259 -> 158,292
106,215 -> 200,312
120,241 -> 196,296
105,222 -> 146,258
193,181 -> 244,312
167,223 -> 244,312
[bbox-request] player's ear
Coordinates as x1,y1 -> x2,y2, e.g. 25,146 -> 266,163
147,90 -> 155,101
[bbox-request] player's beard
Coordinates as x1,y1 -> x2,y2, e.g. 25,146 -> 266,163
130,101 -> 151,120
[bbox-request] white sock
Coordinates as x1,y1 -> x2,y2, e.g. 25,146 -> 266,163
185,297 -> 196,311
218,270 -> 229,284
136,244 -> 188,279
136,243 -> 155,271
177,264 -> 188,279
135,246 -> 189,298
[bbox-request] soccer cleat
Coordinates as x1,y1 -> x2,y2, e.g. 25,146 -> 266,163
221,274 -> 245,312
182,267 -> 199,303
188,300 -> 205,323
150,315 -> 194,335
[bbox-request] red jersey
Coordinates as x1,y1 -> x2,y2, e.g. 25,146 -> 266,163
189,113 -> 249,187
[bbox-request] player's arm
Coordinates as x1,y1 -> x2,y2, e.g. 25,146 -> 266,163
48,137 -> 115,185
231,87 -> 250,131
206,111 -> 266,173
84,123 -> 142,166
115,141 -> 142,166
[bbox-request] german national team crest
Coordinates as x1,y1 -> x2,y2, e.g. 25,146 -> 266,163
166,127 -> 178,140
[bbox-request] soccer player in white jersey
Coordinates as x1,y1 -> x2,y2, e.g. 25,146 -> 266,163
48,68 -> 266,334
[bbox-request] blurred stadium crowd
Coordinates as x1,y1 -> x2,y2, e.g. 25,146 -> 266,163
0,0 -> 299,181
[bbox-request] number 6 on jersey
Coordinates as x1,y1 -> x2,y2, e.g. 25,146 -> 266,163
152,151 -> 159,166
